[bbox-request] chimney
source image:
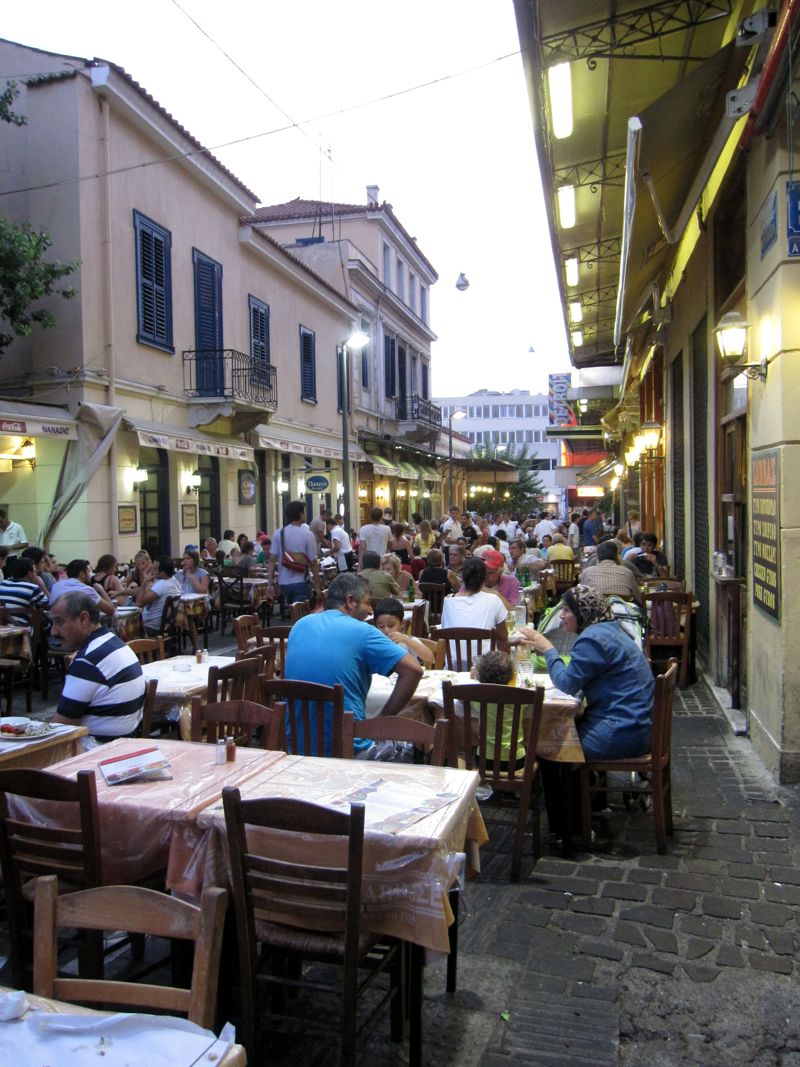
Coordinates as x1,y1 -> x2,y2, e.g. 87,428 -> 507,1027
366,184 -> 379,207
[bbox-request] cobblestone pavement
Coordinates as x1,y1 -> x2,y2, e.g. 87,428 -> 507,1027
9,646 -> 800,1065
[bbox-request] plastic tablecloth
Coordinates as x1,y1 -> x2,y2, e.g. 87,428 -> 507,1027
193,754 -> 487,953
141,655 -> 235,741
8,739 -> 280,890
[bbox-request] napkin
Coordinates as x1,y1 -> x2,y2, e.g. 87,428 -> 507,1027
0,989 -> 28,1020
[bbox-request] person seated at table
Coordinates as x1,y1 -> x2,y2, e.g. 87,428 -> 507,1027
521,585 -> 654,841
50,559 -> 116,617
200,537 -> 219,564
218,529 -> 238,557
236,540 -> 258,576
580,540 -> 644,608
408,543 -> 427,580
507,538 -> 545,579
126,549 -> 152,591
472,649 -> 524,769
419,547 -> 458,594
387,523 -> 412,565
255,531 -> 271,563
49,591 -> 145,740
93,554 -> 128,603
381,553 -> 414,598
373,597 -> 434,667
19,546 -> 54,595
179,549 -> 210,595
546,534 -> 574,562
480,548 -> 521,610
0,554 -> 49,624
136,556 -> 181,635
632,532 -> 670,578
361,551 -> 400,598
283,573 -> 423,758
440,556 -> 508,649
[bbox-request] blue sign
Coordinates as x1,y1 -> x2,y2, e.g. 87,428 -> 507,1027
305,475 -> 329,492
787,181 -> 800,257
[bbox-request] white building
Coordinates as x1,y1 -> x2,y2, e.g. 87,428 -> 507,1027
432,389 -> 562,509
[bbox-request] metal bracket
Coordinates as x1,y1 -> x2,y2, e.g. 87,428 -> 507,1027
727,78 -> 760,118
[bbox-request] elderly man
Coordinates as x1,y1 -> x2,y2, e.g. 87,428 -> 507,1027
283,572 -> 422,757
581,540 -> 644,607
480,547 -> 521,610
546,533 -> 575,562
50,591 -> 145,739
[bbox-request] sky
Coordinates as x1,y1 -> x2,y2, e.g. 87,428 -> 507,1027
2,0 -> 571,397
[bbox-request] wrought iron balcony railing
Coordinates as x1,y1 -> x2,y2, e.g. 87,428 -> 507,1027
183,349 -> 278,410
394,394 -> 442,430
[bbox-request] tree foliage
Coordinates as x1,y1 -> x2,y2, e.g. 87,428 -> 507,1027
466,442 -> 548,515
0,81 -> 78,354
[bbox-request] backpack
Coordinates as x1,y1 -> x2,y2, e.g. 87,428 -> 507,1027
279,525 -> 309,574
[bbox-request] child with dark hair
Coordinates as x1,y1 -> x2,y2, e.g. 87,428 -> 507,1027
473,649 -> 525,769
373,598 -> 434,667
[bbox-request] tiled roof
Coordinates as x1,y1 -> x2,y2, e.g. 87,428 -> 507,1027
245,198 -> 438,279
23,69 -> 78,87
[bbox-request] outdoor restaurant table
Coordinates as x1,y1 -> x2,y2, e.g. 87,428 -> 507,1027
366,669 -> 584,762
10,738 -> 280,890
0,623 -> 32,660
242,577 -> 271,611
0,985 -> 246,1066
192,753 -> 487,954
0,722 -> 89,770
141,654 -> 235,741
112,605 -> 142,642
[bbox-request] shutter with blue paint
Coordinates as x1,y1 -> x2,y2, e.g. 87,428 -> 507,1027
300,328 -> 316,400
193,250 -> 223,395
384,335 -> 396,398
421,362 -> 429,400
249,296 -> 270,385
134,211 -> 172,350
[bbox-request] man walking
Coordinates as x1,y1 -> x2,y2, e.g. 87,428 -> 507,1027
358,507 -> 391,563
267,500 -> 321,606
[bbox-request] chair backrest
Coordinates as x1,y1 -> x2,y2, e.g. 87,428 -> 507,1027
352,716 -> 448,766
222,790 -> 364,946
219,570 -> 246,605
551,560 -> 577,591
418,582 -> 448,624
190,697 -> 283,749
233,613 -> 259,653
645,591 -> 693,643
289,600 -> 311,624
405,601 -> 426,638
430,627 -> 497,671
259,678 -> 348,757
128,637 -> 165,664
0,769 -> 102,924
159,595 -> 180,639
236,644 -> 277,679
255,625 -> 292,675
651,659 -> 679,768
33,875 -> 228,1030
207,657 -> 261,703
138,678 -> 160,737
441,681 -> 544,788
418,636 -> 446,670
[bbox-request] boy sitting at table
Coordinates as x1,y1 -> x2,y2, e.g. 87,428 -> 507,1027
373,597 -> 434,667
473,650 -> 525,771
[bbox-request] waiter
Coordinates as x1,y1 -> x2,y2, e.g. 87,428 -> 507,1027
0,509 -> 28,556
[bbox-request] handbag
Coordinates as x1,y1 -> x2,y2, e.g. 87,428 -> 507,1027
280,525 -> 309,574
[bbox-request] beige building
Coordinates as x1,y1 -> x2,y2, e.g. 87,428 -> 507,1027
0,39 -> 402,561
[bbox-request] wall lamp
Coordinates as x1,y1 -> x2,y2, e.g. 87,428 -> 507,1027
131,465 -> 149,485
714,311 -> 767,382
184,469 -> 201,495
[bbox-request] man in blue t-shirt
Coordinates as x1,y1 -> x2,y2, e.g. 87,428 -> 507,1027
283,573 -> 423,756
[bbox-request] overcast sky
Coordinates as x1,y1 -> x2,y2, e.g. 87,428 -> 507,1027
2,0 -> 571,397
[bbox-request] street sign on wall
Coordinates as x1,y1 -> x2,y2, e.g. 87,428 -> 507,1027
751,448 -> 780,620
305,475 -> 330,492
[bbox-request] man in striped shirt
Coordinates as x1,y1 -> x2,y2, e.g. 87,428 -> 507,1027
0,555 -> 48,623
50,591 -> 145,739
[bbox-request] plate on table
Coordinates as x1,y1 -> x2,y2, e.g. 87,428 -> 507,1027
0,717 -> 57,740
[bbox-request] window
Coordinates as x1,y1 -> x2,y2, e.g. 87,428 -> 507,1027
396,258 -> 404,300
516,430 -> 524,442
525,405 -> 532,417
408,272 -> 416,312
468,431 -> 476,441
134,210 -> 173,352
411,355 -> 418,394
420,286 -> 428,323
491,405 -> 499,418
383,243 -> 391,286
499,405 -> 507,417
525,430 -> 533,443
534,430 -> 541,443
361,345 -> 370,390
421,362 -> 429,399
336,346 -> 350,413
384,335 -> 396,398
299,326 -> 316,401
248,294 -> 270,363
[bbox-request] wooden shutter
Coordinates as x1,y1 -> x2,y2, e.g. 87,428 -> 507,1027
249,297 -> 270,363
300,328 -> 316,400
384,335 -> 396,398
193,251 -> 223,351
421,362 -> 429,399
134,211 -> 172,350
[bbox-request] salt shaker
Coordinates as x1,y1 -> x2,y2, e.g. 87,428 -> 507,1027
214,739 -> 226,765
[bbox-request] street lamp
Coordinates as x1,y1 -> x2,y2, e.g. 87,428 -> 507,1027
447,409 -> 466,508
340,322 -> 369,531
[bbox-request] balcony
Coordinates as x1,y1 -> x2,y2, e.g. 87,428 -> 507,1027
394,394 -> 442,444
183,349 -> 278,430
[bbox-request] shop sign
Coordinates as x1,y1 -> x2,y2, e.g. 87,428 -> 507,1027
306,475 -> 330,492
195,442 -> 214,455
175,438 -> 192,450
548,374 -> 577,426
0,419 -> 26,434
140,431 -> 170,448
40,424 -> 73,437
752,448 -> 780,621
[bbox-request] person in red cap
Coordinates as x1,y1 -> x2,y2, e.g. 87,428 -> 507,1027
480,547 -> 521,610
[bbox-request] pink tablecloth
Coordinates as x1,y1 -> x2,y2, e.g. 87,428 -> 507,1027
9,739 -> 281,892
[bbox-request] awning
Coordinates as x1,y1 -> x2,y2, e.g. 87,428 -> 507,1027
0,402 -> 77,441
577,457 -> 618,485
125,418 -> 254,462
420,463 -> 441,482
253,423 -> 365,463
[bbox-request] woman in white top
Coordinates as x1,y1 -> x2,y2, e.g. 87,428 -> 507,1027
440,557 -> 508,656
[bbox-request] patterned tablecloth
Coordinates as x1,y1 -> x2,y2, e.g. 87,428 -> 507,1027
0,624 -> 32,661
112,607 -> 143,642
174,593 -> 209,635
141,655 -> 235,741
243,578 -> 271,611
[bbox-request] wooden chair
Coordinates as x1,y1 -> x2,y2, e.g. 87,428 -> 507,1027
430,627 -> 498,671
255,625 -> 292,676
0,768 -> 102,988
190,697 -> 283,750
236,643 -> 277,678
233,613 -> 260,653
404,601 -> 427,638
441,681 -> 545,880
0,607 -> 38,713
418,582 -> 448,625
206,657 -> 262,703
351,716 -> 448,767
222,792 -> 418,1066
551,560 -> 578,597
289,599 -> 311,624
418,637 -> 446,670
218,568 -> 248,634
138,678 -> 165,739
259,679 -> 349,758
644,591 -> 693,686
33,875 -> 228,1030
158,595 -> 182,657
579,660 -> 679,854
127,636 -> 165,664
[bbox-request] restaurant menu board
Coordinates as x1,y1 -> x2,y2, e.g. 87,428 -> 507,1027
752,449 -> 780,620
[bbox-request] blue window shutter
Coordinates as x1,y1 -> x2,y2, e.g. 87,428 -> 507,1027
134,210 -> 173,352
300,327 -> 316,400
361,345 -> 369,389
421,362 -> 429,400
249,296 -> 270,363
193,250 -> 223,351
384,336 -> 396,397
